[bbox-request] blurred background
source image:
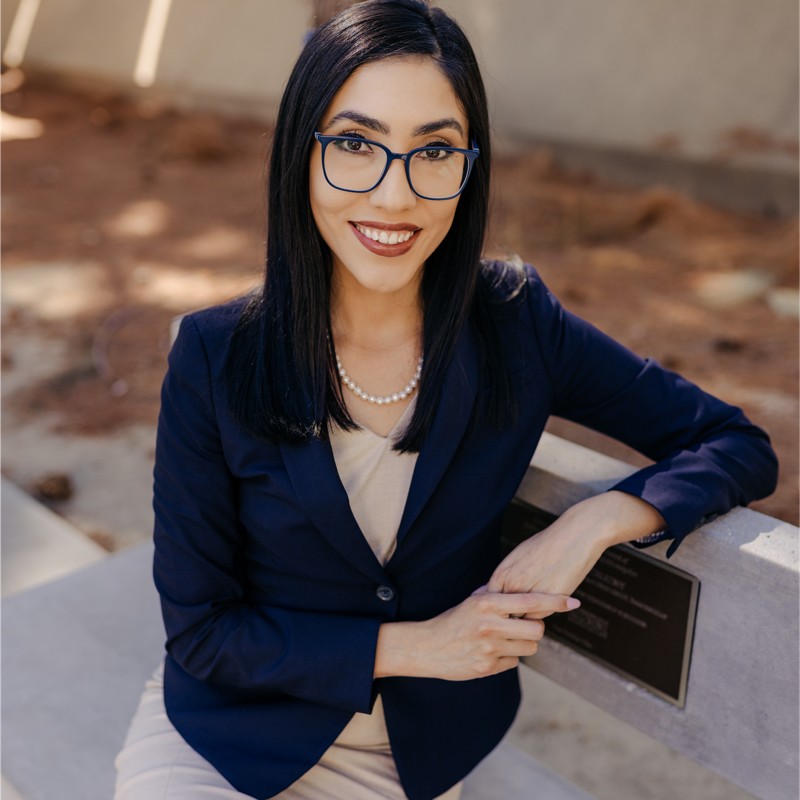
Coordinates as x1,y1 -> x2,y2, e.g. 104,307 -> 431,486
1,2 -> 797,795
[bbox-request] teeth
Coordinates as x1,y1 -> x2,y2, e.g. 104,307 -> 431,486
355,224 -> 415,244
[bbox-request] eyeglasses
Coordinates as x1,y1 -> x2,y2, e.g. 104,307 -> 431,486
313,132 -> 480,201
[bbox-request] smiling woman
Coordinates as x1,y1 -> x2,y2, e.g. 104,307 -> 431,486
310,58 -> 470,362
307,57 -> 479,437
113,1 -> 778,799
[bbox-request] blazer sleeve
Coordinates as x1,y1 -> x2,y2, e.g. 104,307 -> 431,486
524,266 -> 778,556
152,315 -> 381,713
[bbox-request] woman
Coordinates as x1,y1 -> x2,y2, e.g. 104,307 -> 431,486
115,1 -> 778,798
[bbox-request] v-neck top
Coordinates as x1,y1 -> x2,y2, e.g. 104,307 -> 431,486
327,398 -> 419,747
328,398 -> 419,567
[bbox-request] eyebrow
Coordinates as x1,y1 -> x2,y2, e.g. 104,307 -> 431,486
323,111 -> 388,134
322,110 -> 465,138
413,118 -> 465,137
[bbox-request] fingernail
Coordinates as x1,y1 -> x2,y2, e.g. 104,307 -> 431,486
471,585 -> 488,596
566,597 -> 581,610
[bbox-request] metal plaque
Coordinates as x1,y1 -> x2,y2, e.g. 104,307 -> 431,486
501,499 -> 700,707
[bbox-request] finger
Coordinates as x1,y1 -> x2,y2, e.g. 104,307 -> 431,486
486,575 -> 502,593
479,591 -> 580,617
521,610 -> 556,620
494,656 -> 521,674
496,637 -> 540,659
486,569 -> 508,594
471,584 -> 488,596
500,617 -> 545,641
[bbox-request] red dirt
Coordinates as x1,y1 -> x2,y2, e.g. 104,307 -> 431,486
2,77 -> 797,525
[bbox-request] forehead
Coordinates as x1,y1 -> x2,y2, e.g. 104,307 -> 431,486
320,56 -> 467,133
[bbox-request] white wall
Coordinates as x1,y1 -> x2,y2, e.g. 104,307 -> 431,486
3,0 -> 797,171
2,0 -> 310,116
440,0 -> 798,168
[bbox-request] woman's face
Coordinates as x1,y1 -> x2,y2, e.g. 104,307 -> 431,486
310,57 -> 469,300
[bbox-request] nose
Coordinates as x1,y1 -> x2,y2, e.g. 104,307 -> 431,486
369,157 -> 417,212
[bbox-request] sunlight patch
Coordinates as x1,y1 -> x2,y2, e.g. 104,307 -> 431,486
134,0 -> 173,87
176,226 -> 252,260
1,111 -> 43,141
127,264 -> 255,310
2,261 -> 115,320
106,199 -> 170,238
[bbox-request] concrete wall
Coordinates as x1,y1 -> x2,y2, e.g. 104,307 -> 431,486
3,0 -> 797,172
440,0 -> 798,166
1,0 -> 310,117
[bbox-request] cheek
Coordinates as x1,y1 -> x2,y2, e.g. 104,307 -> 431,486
309,164 -> 349,233
430,200 -> 459,240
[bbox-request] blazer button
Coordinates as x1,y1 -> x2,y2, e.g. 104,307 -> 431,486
376,585 -> 395,602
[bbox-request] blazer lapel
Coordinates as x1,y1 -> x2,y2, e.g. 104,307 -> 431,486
280,323 -> 478,581
279,436 -> 386,583
393,324 -> 479,552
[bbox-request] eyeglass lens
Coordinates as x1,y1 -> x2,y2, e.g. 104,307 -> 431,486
323,139 -> 468,199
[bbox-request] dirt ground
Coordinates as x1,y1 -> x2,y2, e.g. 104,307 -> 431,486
2,75 -> 798,551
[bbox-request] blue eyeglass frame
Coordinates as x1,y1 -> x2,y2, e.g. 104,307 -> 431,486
313,132 -> 480,201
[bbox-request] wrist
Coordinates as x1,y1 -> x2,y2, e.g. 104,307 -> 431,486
374,621 -> 425,679
594,491 -> 666,547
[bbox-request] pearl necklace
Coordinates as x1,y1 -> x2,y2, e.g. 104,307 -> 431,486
336,353 -> 423,405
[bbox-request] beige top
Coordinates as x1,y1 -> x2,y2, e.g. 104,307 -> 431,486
328,399 -> 418,747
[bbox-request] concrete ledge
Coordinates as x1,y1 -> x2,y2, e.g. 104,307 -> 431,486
1,478 -> 106,597
1,542 -> 163,800
0,534 -> 591,800
463,741 -> 595,800
519,433 -> 800,800
497,134 -> 799,217
1,776 -> 24,800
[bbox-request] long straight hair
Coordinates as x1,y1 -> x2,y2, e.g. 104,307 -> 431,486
226,0 -> 516,451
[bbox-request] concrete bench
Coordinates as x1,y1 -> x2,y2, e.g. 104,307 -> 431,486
2,435 -> 797,799
512,434 -> 799,800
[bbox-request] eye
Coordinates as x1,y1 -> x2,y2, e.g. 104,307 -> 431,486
332,135 -> 375,155
417,146 -> 454,162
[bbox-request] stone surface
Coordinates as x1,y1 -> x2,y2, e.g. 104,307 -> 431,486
1,775 -> 24,800
2,543 -> 163,800
463,740 -> 595,799
1,478 -> 106,597
0,422 -> 156,552
519,433 -> 800,800
510,669 -> 756,800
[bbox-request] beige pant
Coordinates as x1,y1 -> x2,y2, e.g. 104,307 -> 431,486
114,663 -> 462,800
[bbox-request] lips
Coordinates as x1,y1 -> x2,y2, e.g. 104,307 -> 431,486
350,221 -> 420,257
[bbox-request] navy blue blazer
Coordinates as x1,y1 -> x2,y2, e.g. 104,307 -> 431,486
153,264 -> 777,800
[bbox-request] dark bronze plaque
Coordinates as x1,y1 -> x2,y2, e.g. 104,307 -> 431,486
501,499 -> 700,707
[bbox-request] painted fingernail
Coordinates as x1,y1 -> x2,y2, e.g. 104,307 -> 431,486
566,597 -> 581,610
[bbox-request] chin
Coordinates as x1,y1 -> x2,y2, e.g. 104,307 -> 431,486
336,254 -> 425,296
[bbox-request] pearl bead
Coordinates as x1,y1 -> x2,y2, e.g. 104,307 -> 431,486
334,353 -> 424,405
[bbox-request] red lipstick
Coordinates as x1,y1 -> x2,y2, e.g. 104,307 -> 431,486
350,221 -> 420,257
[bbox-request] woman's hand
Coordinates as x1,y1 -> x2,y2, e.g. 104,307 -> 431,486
486,491 -> 666,609
374,590 -> 579,681
373,493 -> 663,681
